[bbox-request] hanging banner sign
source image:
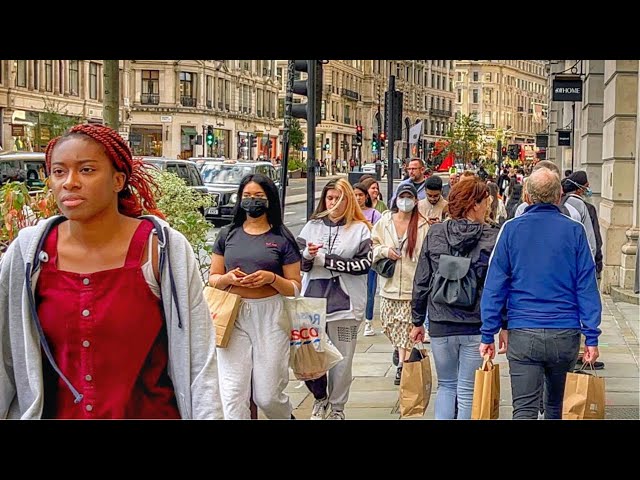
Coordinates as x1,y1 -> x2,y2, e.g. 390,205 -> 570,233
552,75 -> 583,102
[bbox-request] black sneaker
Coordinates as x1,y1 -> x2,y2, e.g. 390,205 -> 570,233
394,366 -> 403,385
392,348 -> 399,366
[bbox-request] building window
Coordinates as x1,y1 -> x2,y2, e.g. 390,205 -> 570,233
69,60 -> 79,95
472,89 -> 479,104
206,75 -> 213,108
45,61 -> 53,92
431,73 -> 435,88
472,71 -> 478,82
32,60 -> 39,90
449,79 -> 453,92
59,61 -> 64,93
16,60 -> 27,87
242,60 -> 250,71
180,72 -> 195,106
457,71 -> 462,82
141,70 -> 159,104
89,62 -> 98,99
485,72 -> 492,82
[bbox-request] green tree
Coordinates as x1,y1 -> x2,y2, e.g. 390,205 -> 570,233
289,118 -> 304,161
445,114 -> 486,165
149,169 -> 213,284
35,99 -> 79,150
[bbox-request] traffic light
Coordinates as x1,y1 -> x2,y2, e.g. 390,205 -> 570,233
206,126 -> 214,146
251,136 -> 257,148
380,132 -> 386,150
324,139 -> 330,151
291,60 -> 323,126
508,144 -> 520,160
501,146 -> 507,158
356,125 -> 363,145
372,133 -> 378,151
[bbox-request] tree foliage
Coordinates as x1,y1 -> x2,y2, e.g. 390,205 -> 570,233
149,169 -> 213,284
289,118 -> 304,159
445,114 -> 486,164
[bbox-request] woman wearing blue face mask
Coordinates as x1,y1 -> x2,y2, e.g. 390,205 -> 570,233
209,174 -> 302,419
371,183 -> 430,385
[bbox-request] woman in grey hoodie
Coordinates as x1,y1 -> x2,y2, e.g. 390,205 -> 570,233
0,124 -> 222,419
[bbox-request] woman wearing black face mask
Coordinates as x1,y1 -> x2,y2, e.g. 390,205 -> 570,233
209,174 -> 301,419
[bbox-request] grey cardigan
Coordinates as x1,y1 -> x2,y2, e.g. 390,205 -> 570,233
0,215 -> 223,419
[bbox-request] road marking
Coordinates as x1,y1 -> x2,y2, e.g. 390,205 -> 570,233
284,211 -> 296,215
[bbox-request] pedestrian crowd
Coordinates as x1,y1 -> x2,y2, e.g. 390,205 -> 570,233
0,126 -> 603,420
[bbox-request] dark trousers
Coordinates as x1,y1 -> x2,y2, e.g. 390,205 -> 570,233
365,270 -> 377,321
507,328 -> 580,420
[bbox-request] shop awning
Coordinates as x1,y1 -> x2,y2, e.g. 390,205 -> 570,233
182,126 -> 198,136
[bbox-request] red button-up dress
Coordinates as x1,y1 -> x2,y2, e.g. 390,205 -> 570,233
36,220 -> 181,419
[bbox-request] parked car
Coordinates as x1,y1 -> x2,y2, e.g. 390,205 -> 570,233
0,151 -> 47,190
139,157 -> 211,214
199,159 -> 281,225
187,156 -> 225,171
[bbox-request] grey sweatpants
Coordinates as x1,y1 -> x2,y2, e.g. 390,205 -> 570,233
217,295 -> 292,420
326,318 -> 360,410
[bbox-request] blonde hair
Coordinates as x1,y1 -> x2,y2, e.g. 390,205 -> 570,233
312,178 -> 372,229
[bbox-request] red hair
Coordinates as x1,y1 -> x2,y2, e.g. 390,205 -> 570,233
447,177 -> 488,219
45,124 -> 164,219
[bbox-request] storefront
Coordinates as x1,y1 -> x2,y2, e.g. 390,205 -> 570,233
211,128 -> 230,158
8,110 -> 79,152
129,125 -> 163,157
180,125 -> 198,159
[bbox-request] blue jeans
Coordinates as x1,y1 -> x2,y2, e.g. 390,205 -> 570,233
507,328 -> 580,420
430,335 -> 483,420
365,270 -> 377,321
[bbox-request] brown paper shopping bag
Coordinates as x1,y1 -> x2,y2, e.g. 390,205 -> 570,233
203,285 -> 242,348
471,355 -> 500,419
399,347 -> 432,418
562,366 -> 605,420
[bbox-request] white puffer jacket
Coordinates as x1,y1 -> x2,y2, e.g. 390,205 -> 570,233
371,210 -> 429,301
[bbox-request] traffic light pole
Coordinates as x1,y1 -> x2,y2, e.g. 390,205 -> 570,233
496,139 -> 502,171
306,60 -> 317,220
279,60 -> 295,214
386,75 -> 396,207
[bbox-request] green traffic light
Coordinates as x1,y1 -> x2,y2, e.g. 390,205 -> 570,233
206,134 -> 214,146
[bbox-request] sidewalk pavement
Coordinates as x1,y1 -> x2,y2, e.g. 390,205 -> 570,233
288,294 -> 639,420
285,173 -> 346,206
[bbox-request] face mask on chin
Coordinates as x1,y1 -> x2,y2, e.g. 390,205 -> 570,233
240,197 -> 269,218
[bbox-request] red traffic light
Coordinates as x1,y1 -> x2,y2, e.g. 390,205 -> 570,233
501,146 -> 507,156
380,133 -> 386,141
356,125 -> 363,132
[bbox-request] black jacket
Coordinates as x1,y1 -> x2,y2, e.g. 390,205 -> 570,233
412,219 -> 498,329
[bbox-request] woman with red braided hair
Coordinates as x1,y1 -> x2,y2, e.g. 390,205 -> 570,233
0,124 -> 222,419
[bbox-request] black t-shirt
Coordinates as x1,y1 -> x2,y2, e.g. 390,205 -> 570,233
213,225 -> 301,276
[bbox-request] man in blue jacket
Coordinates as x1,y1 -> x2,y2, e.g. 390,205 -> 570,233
479,167 -> 601,420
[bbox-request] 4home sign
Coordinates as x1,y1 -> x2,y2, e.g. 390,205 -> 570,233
552,75 -> 583,102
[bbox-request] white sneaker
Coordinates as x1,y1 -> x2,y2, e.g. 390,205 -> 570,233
310,397 -> 329,420
327,409 -> 345,420
363,321 -> 375,336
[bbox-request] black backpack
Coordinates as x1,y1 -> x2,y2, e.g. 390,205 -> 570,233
429,249 -> 477,308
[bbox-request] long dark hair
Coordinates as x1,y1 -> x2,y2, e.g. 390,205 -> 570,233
230,173 -> 298,250
353,182 -> 373,208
